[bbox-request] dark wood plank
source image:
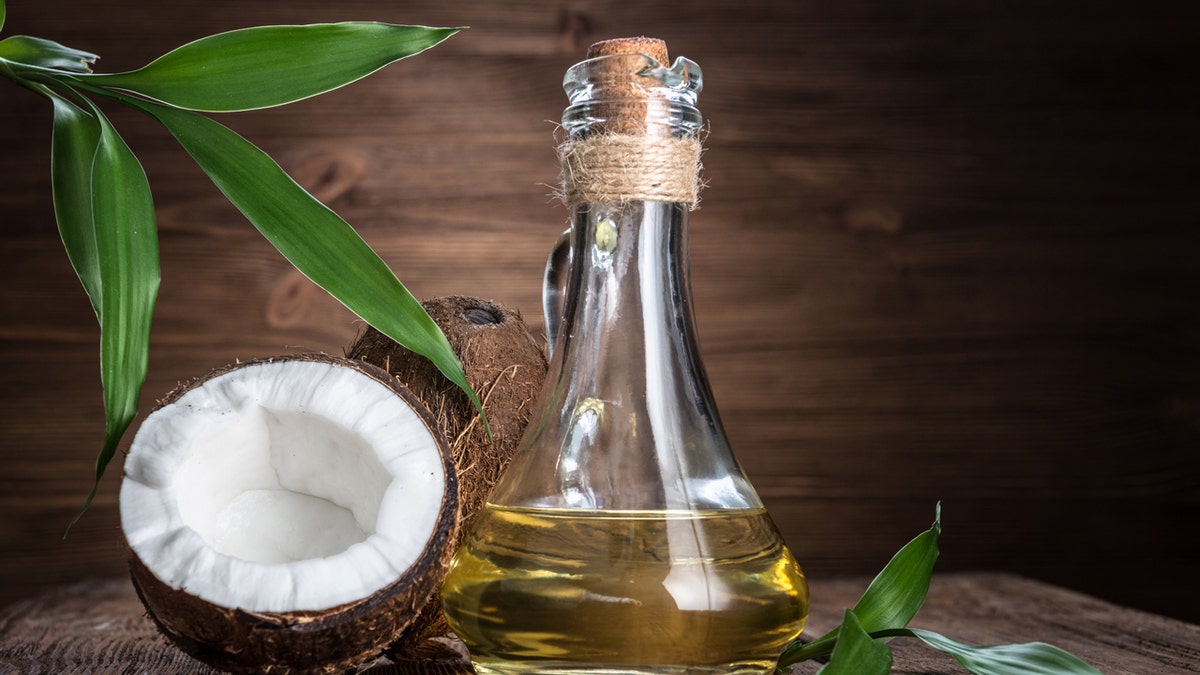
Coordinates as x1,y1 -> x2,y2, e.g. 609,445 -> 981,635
0,576 -> 470,674
1,573 -> 1195,674
1,0 -> 1197,627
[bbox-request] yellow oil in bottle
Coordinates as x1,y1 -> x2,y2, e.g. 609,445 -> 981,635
441,504 -> 809,675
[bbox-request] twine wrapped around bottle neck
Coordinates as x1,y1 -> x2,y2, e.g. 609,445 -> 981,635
559,37 -> 703,209
560,133 -> 702,207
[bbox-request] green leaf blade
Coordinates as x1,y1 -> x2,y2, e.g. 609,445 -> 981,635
85,23 -> 459,112
780,504 -> 942,670
815,610 -> 893,675
118,96 -> 477,411
68,95 -> 160,531
909,629 -> 1103,675
851,502 -> 942,633
49,92 -> 103,317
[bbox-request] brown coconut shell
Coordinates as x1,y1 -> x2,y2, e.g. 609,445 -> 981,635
346,296 -> 548,656
124,354 -> 460,675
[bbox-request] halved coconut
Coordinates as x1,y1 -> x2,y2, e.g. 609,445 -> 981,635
120,354 -> 458,674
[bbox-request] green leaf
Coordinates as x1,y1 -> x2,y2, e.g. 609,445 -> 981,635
816,610 -> 893,675
68,93 -> 161,532
106,92 -> 479,415
84,23 -> 459,112
776,503 -> 1098,674
1,1 -> 7,34
908,629 -> 1103,675
49,91 -> 103,317
851,502 -> 942,632
0,35 -> 97,73
777,504 -> 942,670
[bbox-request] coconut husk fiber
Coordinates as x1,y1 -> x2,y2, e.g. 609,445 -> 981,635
346,296 -> 548,657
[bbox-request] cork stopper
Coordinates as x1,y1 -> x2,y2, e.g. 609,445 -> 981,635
586,37 -> 669,64
581,37 -> 672,136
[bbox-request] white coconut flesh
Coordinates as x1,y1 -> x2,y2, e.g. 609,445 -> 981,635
120,359 -> 447,614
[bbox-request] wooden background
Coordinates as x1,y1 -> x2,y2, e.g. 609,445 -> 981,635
1,0 -> 1197,627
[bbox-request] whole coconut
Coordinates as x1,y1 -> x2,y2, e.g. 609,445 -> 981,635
346,296 -> 548,656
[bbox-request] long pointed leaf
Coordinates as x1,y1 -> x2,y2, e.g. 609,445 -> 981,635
851,502 -> 942,632
908,629 -> 1103,675
68,94 -> 160,531
84,23 -> 459,112
108,93 -> 478,412
778,504 -> 942,670
816,610 -> 893,675
49,91 -> 103,317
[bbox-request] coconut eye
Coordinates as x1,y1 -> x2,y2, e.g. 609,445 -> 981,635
464,307 -> 501,325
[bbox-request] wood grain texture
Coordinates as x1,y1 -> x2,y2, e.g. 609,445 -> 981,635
1,0 -> 1197,627
1,573 -> 1196,674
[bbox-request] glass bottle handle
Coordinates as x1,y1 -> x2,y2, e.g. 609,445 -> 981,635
542,227 -> 572,357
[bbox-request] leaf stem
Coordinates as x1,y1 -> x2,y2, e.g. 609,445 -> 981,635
777,628 -> 916,671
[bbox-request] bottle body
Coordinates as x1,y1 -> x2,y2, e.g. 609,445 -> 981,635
443,200 -> 809,674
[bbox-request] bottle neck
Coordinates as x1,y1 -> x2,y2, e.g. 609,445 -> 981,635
547,53 -> 705,353
556,201 -> 696,398
555,200 -> 712,455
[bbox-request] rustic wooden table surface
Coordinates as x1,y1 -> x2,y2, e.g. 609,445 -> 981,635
1,572 -> 1195,674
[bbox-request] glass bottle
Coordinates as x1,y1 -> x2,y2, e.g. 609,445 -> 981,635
441,38 -> 808,675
